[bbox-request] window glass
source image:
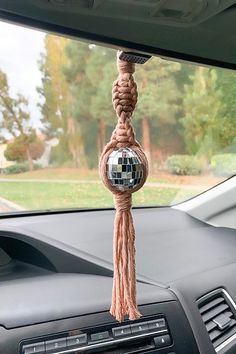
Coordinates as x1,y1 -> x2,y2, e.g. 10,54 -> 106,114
0,21 -> 235,213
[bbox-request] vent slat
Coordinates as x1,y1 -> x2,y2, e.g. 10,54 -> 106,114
198,291 -> 236,349
210,320 -> 236,342
202,304 -> 229,323
200,297 -> 225,315
210,329 -> 222,342
213,324 -> 236,348
206,321 -> 217,332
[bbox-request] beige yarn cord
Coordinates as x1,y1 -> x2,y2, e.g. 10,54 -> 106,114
99,51 -> 148,322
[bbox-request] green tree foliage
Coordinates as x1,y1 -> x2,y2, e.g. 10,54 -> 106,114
38,35 -> 87,167
38,35 -> 70,135
39,36 -> 198,171
38,34 -> 236,173
135,57 -> 181,168
181,67 -> 224,165
62,41 -> 93,167
63,42 -> 117,167
215,68 -> 236,150
0,69 -> 44,170
85,46 -> 116,157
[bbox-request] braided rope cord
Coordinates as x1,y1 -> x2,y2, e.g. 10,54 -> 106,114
99,51 -> 148,322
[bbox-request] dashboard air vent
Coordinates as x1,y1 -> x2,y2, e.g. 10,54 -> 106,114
198,289 -> 236,350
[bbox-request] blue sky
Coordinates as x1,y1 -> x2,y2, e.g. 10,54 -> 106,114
0,20 -> 45,127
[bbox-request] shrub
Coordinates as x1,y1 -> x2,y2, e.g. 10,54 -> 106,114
32,163 -> 42,171
4,163 -> 29,175
211,154 -> 236,177
3,162 -> 42,175
166,155 -> 201,175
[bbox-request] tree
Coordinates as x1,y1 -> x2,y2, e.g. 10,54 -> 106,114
5,134 -> 44,169
38,35 -> 70,136
135,57 -> 181,168
62,40 -> 94,167
63,42 -> 117,167
215,68 -> 236,150
181,67 -> 224,167
0,69 -> 44,170
38,35 -> 87,167
85,46 -> 116,157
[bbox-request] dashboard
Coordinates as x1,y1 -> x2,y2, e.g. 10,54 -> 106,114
0,208 -> 236,354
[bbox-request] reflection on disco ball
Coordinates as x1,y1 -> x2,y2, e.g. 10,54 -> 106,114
106,148 -> 144,192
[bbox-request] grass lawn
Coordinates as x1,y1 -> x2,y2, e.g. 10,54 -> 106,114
0,180 -> 198,210
0,167 -> 223,185
0,168 -> 216,211
0,168 -> 101,181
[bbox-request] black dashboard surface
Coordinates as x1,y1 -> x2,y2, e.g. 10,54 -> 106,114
1,207 -> 236,285
0,273 -> 174,329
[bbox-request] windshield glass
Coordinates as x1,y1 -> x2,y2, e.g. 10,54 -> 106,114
0,21 -> 235,213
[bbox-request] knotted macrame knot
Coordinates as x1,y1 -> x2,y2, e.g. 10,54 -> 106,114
111,52 -> 138,148
114,193 -> 132,212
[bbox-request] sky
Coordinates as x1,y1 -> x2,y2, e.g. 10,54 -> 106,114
0,20 -> 45,127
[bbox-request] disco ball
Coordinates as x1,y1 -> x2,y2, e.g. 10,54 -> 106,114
106,148 -> 144,192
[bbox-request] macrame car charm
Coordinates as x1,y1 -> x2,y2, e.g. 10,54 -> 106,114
99,51 -> 150,322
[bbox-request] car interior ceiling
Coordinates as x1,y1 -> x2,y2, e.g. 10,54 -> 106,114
0,1 -> 236,354
0,0 -> 236,69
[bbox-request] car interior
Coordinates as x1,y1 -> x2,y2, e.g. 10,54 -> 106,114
0,1 -> 236,354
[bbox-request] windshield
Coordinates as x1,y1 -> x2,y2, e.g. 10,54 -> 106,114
0,21 -> 235,213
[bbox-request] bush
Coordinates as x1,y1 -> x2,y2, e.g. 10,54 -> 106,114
4,163 -> 29,175
211,154 -> 236,177
32,163 -> 42,171
166,155 -> 201,175
3,162 -> 42,175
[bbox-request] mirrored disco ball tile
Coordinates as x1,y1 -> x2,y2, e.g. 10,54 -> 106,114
109,150 -> 116,157
106,148 -> 144,191
106,164 -> 111,172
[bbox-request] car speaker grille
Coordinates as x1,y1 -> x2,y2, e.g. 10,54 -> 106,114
198,289 -> 236,350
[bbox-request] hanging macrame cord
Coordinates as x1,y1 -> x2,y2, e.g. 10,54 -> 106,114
99,51 -> 149,322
